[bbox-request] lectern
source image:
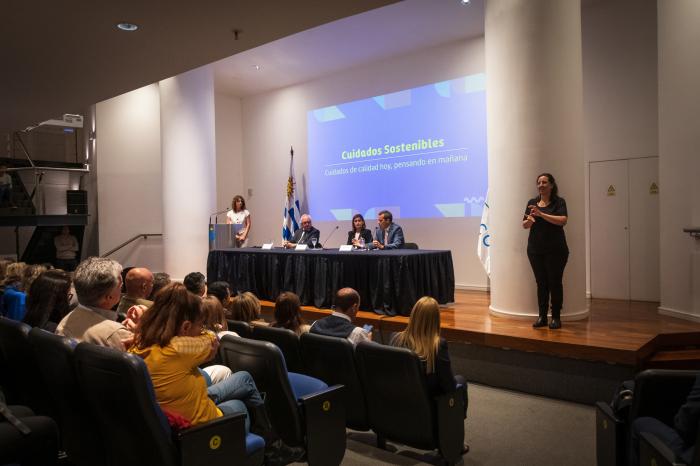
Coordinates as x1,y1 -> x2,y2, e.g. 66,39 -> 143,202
209,223 -> 243,250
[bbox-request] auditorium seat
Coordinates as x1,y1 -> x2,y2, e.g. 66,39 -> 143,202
595,369 -> 699,466
29,328 -> 109,466
227,319 -> 253,338
74,342 -> 264,466
640,426 -> 700,466
403,242 -> 419,249
218,335 -> 346,466
252,324 -> 305,373
355,341 -> 465,466
0,317 -> 52,416
0,404 -> 59,466
300,332 -> 369,431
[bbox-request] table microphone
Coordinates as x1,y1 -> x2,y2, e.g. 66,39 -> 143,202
320,226 -> 339,249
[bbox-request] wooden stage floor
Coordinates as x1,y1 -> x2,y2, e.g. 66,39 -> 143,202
260,290 -> 700,368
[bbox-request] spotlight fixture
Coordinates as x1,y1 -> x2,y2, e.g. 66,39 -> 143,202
459,0 -> 470,4
253,65 -> 261,71
117,22 -> 139,32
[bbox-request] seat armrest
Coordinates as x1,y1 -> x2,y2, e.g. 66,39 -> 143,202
299,385 -> 346,466
177,413 -> 248,466
595,401 -> 626,466
639,432 -> 685,466
434,390 -> 465,465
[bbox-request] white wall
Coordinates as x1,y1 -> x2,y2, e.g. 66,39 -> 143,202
237,38 -> 488,289
215,93 -> 244,213
658,0 -> 700,320
95,84 -> 164,271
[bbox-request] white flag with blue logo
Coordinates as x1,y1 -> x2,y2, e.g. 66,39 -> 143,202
282,147 -> 301,241
477,193 -> 490,276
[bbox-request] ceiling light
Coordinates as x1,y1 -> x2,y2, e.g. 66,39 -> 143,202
253,65 -> 261,71
117,22 -> 139,32
459,0 -> 470,4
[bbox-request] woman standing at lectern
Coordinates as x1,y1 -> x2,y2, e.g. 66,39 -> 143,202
523,173 -> 569,329
226,195 -> 251,248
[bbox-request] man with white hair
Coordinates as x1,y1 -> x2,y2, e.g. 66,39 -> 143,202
284,214 -> 321,249
56,257 -> 132,350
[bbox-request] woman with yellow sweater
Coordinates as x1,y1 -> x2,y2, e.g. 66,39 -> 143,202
130,283 -> 303,465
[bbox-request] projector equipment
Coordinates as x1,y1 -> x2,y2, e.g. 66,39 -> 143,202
39,114 -> 84,129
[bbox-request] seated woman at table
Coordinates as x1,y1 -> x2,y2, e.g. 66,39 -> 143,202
346,213 -> 373,248
229,291 -> 269,327
390,296 -> 468,417
272,291 -> 310,336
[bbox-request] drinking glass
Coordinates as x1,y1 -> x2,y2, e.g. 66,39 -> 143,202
310,237 -> 318,249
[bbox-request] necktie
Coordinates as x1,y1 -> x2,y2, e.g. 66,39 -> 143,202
384,230 -> 388,245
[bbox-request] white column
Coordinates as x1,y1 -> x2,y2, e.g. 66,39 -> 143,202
160,66 -> 216,281
658,0 -> 700,321
485,0 -> 588,320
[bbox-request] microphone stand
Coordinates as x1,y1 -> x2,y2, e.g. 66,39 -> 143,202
320,225 -> 340,249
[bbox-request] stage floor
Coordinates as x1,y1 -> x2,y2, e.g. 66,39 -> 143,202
260,290 -> 700,367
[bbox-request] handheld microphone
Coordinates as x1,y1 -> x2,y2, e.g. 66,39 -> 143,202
320,226 -> 340,249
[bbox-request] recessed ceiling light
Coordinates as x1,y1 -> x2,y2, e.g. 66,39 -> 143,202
117,22 -> 139,32
459,0 -> 470,4
253,65 -> 261,71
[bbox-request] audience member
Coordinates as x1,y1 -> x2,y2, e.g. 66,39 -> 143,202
390,296 -> 468,416
201,296 -> 239,338
183,272 -> 207,296
630,373 -> 700,466
149,272 -> 171,300
310,287 -> 371,345
207,281 -> 232,307
22,264 -> 47,297
116,267 -> 154,318
229,291 -> 269,327
130,282 -> 302,464
53,226 -> 79,271
121,304 -> 147,332
55,257 -> 132,350
272,291 -> 310,336
22,270 -> 73,332
1,262 -> 27,320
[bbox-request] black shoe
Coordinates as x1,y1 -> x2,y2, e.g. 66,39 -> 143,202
548,318 -> 561,329
532,317 -> 548,328
264,439 -> 305,466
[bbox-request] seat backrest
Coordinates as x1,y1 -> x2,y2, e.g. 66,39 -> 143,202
29,328 -> 109,466
355,341 -> 436,450
252,325 -> 304,373
227,319 -> 253,339
218,335 -> 304,446
632,369 -> 700,425
74,342 -> 178,466
0,317 -> 51,415
300,332 -> 368,430
403,242 -> 419,249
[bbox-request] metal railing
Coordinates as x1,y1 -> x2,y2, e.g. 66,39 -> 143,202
102,234 -> 163,257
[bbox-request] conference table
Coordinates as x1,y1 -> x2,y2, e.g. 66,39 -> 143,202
206,247 -> 455,316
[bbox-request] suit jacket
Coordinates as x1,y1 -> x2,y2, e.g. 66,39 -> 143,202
290,227 -> 320,247
374,223 -> 405,249
346,229 -> 372,246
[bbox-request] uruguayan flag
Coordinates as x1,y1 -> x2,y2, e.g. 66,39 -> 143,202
477,193 -> 490,276
282,148 -> 301,241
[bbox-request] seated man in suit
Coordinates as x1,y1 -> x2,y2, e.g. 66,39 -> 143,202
284,214 -> 321,248
310,288 -> 371,346
372,210 -> 405,250
116,267 -> 154,319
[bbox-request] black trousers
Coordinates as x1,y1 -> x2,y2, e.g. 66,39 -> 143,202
527,251 -> 568,318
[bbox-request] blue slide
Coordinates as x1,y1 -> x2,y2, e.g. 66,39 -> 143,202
307,73 -> 488,221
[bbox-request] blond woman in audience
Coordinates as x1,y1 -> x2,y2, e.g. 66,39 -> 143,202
201,295 -> 239,338
230,291 -> 269,327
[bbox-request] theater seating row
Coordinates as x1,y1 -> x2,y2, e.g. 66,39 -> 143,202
595,368 -> 700,466
227,320 -> 467,465
0,317 -> 345,466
